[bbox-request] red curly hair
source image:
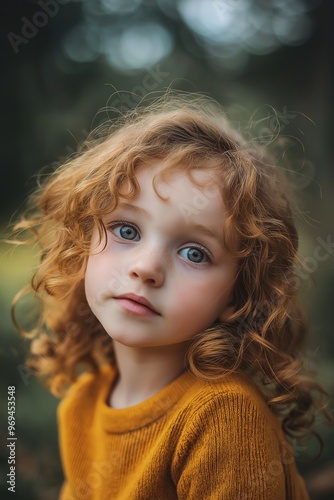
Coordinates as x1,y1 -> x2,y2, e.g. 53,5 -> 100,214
11,93 -> 331,447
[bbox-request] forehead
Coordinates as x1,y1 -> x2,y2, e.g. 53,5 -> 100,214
118,162 -> 226,223
122,162 -> 221,194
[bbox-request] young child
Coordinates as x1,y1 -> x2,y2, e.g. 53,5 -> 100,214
12,94 -> 330,499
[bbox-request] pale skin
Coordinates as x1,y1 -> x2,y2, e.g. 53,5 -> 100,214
84,164 -> 238,408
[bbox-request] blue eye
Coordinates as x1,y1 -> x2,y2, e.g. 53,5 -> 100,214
111,223 -> 139,241
179,247 -> 209,263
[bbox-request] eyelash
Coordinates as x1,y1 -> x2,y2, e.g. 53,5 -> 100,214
108,221 -> 136,229
180,244 -> 212,264
107,220 -> 139,238
107,221 -> 213,263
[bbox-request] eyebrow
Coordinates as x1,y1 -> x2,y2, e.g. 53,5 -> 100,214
117,202 -> 147,216
116,202 -> 224,244
191,223 -> 224,244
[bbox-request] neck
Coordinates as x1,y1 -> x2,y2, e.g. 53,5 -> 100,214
110,341 -> 189,408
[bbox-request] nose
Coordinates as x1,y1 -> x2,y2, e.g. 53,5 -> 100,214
128,246 -> 165,287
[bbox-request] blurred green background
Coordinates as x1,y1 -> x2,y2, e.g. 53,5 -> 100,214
1,1 -> 333,498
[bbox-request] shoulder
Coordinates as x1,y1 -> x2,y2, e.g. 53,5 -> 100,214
172,374 -> 303,499
178,371 -> 282,435
172,372 -> 286,468
181,371 -> 268,409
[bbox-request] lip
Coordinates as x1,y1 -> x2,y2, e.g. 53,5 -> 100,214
114,293 -> 160,316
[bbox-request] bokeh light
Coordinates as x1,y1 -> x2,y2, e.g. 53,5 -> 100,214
60,0 -> 321,73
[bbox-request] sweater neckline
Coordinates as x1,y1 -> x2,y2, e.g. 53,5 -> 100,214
99,364 -> 196,433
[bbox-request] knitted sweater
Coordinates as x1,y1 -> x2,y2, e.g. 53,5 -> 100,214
57,364 -> 309,499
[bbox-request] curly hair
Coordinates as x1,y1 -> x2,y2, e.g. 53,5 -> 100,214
11,93 -> 331,448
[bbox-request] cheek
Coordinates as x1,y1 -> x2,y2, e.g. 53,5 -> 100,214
173,278 -> 215,313
84,255 -> 107,298
85,252 -> 129,304
173,273 -> 233,315
84,259 -> 96,303
171,284 -> 219,336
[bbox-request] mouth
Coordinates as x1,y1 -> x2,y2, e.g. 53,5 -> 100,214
114,293 -> 160,316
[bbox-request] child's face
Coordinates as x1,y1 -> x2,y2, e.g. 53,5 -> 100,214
85,164 -> 238,348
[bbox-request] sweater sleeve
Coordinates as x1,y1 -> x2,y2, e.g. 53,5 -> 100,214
173,391 -> 306,500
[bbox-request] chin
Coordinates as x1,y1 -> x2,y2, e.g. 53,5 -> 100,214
110,333 -> 156,348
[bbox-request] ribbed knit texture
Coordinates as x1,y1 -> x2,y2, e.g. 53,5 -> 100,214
58,365 -> 309,499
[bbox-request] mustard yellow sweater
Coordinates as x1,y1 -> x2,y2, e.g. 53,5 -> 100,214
58,364 -> 309,499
